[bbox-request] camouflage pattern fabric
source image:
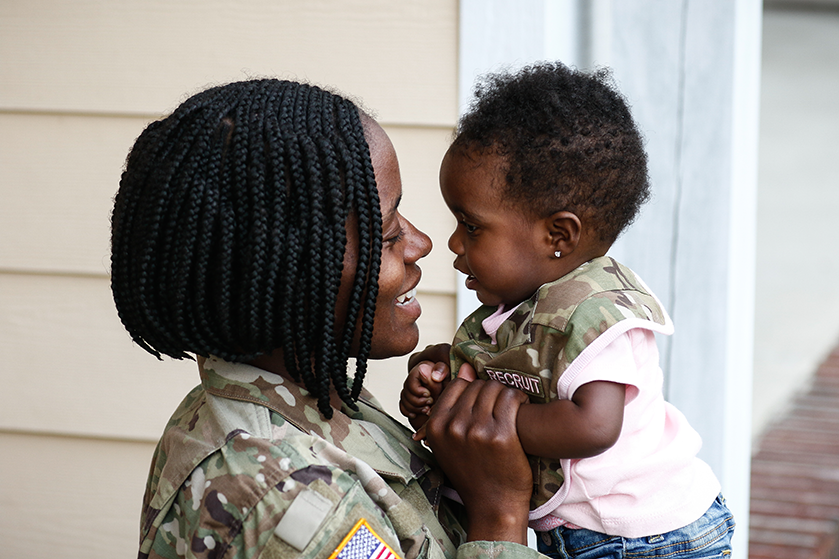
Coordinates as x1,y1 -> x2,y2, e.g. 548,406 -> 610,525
138,357 -> 547,559
450,257 -> 670,511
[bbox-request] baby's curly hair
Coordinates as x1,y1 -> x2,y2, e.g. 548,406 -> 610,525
452,62 -> 650,244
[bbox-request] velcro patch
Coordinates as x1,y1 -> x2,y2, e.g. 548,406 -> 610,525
274,488 -> 334,551
329,518 -> 401,559
484,367 -> 544,398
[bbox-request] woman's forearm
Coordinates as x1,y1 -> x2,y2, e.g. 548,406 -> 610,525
423,378 -> 533,547
465,502 -> 530,544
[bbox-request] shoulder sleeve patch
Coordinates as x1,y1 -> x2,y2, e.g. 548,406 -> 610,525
329,518 -> 402,559
274,488 -> 335,551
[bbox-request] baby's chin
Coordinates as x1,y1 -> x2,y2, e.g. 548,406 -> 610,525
475,293 -> 504,307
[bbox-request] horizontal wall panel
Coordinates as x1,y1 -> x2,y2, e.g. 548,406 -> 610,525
0,273 -> 200,441
0,112 -> 149,275
0,0 -> 457,126
0,432 -> 156,559
0,274 -> 454,439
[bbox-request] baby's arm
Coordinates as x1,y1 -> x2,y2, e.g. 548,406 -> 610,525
516,381 -> 626,459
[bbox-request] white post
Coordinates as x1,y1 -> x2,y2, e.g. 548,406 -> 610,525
607,4 -> 760,557
724,2 -> 761,556
458,2 -> 761,556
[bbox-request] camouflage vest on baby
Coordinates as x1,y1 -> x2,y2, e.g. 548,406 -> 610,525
450,257 -> 669,511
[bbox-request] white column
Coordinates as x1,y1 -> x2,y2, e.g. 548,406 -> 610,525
458,2 -> 761,557
607,4 -> 760,557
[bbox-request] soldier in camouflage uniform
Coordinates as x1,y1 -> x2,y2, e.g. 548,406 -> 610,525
111,79 -> 545,559
139,357 -> 539,559
401,63 -> 733,558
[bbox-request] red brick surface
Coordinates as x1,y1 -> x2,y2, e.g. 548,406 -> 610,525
750,347 -> 839,559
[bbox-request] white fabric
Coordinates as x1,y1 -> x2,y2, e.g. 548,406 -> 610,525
532,329 -> 720,537
480,303 -> 520,345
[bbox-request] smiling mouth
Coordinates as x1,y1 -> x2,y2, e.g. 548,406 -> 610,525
396,287 -> 417,306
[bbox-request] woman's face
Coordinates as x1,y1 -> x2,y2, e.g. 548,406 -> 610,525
341,118 -> 432,360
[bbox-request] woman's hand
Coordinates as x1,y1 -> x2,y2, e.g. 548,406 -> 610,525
423,374 -> 532,544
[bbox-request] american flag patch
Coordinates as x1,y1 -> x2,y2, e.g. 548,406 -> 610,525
328,519 -> 401,559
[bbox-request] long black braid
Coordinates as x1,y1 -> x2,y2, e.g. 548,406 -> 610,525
110,79 -> 382,418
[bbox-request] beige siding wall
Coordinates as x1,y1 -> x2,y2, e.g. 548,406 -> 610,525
0,1 -> 458,556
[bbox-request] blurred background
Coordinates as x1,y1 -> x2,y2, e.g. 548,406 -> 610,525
1,1 -> 837,557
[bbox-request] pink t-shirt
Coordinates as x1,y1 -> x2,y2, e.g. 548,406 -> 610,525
524,328 -> 721,536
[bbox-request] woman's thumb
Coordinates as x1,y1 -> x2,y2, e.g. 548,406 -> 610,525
457,362 -> 477,382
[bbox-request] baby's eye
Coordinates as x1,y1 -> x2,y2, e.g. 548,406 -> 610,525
460,221 -> 478,234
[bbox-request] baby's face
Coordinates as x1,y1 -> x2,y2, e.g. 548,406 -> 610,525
439,148 -> 559,308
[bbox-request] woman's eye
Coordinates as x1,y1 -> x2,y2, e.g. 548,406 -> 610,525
385,229 -> 404,245
460,221 -> 477,234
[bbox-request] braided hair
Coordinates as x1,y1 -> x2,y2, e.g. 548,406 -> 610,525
453,62 -> 650,245
110,79 -> 382,418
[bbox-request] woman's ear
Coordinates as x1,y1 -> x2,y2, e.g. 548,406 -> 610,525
546,211 -> 582,257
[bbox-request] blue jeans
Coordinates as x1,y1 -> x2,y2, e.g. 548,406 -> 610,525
536,494 -> 735,558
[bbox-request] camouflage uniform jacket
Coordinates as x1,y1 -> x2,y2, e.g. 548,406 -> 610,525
139,357 -> 547,559
450,257 -> 674,513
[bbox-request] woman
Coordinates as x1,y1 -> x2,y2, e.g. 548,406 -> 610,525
111,79 -> 541,559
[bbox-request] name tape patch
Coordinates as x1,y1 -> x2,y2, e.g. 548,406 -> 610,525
484,367 -> 544,398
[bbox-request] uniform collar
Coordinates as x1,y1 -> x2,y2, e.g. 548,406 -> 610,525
199,356 -> 434,481
200,356 -> 362,445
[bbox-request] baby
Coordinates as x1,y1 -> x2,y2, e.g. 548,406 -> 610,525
400,62 -> 734,558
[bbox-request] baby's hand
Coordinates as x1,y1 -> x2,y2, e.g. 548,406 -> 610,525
399,360 -> 450,430
408,343 -> 452,371
412,362 -> 477,441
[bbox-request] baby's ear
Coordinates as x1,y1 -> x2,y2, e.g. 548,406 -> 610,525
546,211 -> 582,255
